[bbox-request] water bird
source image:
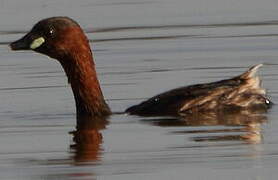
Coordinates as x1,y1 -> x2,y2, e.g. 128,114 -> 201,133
10,17 -> 271,118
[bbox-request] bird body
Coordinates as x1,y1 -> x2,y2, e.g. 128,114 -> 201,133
10,17 -> 271,118
126,64 -> 271,116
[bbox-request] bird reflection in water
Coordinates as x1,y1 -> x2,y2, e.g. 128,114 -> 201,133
142,109 -> 267,144
70,115 -> 109,163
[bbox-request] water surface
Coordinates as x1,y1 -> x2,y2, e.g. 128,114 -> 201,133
1,0 -> 278,179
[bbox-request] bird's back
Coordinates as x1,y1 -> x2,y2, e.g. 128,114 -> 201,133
126,64 -> 271,116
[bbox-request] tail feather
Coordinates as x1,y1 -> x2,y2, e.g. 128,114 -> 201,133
239,64 -> 263,79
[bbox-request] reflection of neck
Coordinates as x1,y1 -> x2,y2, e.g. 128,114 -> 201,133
71,116 -> 108,163
59,47 -> 111,118
71,129 -> 103,162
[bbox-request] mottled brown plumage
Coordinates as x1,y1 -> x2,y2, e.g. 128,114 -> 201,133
126,64 -> 271,116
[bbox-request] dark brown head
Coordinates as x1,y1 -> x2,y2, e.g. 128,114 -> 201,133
10,16 -> 91,60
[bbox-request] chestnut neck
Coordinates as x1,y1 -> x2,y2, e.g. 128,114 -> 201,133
58,44 -> 111,118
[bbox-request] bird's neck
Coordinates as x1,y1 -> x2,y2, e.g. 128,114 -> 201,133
59,48 -> 111,118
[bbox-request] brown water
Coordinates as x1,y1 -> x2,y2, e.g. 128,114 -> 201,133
1,0 -> 278,179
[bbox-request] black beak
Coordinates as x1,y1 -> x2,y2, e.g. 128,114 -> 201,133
10,34 -> 31,51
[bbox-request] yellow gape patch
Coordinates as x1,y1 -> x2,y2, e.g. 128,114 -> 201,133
30,37 -> 45,49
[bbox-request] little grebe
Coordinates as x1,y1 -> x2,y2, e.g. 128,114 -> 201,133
10,17 -> 271,118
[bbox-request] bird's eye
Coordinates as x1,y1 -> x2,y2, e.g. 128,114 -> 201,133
46,28 -> 55,38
